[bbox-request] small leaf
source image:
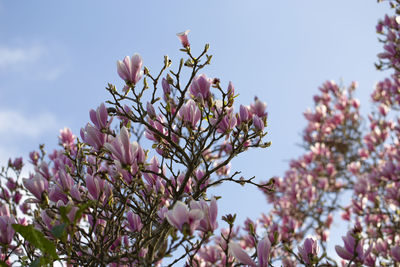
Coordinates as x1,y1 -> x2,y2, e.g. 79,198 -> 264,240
74,202 -> 92,224
29,258 -> 41,267
58,206 -> 71,224
12,224 -> 58,260
51,223 -> 66,239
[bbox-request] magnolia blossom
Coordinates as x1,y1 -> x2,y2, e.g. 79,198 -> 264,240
166,201 -> 203,235
23,173 -> 49,201
145,115 -> 169,142
177,30 -> 190,48
335,231 -> 368,262
8,157 -> 23,170
59,127 -> 76,148
104,126 -> 142,166
298,237 -> 319,264
250,97 -> 267,118
89,103 -> 111,130
190,74 -> 211,101
117,54 -> 143,84
80,123 -> 106,150
85,174 -> 111,202
146,102 -> 156,119
0,214 -> 14,245
227,81 -> 235,99
190,197 -> 218,233
253,115 -> 264,131
216,107 -> 237,134
127,211 -> 143,232
178,99 -> 201,128
229,236 -> 271,267
162,77 -> 171,95
238,105 -> 251,124
391,246 -> 400,262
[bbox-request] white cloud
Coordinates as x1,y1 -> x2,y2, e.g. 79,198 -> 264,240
0,109 -> 63,168
0,45 -> 44,69
0,43 -> 66,81
0,110 -> 58,137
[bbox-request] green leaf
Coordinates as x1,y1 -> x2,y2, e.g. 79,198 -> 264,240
51,223 -> 66,239
29,258 -> 41,267
74,202 -> 92,224
0,260 -> 9,267
58,206 -> 71,224
12,224 -> 58,260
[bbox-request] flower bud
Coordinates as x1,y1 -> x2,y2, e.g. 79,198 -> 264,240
177,30 -> 190,48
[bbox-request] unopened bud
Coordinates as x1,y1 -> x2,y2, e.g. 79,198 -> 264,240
164,55 -> 172,67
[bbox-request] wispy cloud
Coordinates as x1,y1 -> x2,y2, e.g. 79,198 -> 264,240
0,110 -> 58,137
0,43 -> 66,81
0,45 -> 44,69
0,109 -> 63,167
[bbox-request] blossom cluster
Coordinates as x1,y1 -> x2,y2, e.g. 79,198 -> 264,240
0,32 -> 270,266
1,1 -> 400,266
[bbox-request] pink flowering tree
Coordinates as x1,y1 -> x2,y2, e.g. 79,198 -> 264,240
206,1 -> 400,266
0,30 -> 272,266
1,1 -> 400,266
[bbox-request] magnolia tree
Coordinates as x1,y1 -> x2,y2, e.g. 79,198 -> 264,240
1,1 -> 400,266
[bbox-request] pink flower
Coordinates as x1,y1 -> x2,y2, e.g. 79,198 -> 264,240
0,215 -> 15,245
57,169 -> 74,191
70,185 -> 82,201
143,156 -> 161,187
177,30 -> 190,48
80,123 -> 106,150
239,105 -> 251,124
253,115 -> 264,131
190,74 -> 211,101
392,246 -> 400,262
23,174 -> 49,201
216,107 -> 237,134
335,231 -> 364,261
104,126 -> 140,166
145,116 -> 168,142
178,99 -> 201,128
162,78 -> 171,95
117,54 -> 143,84
8,157 -> 23,170
0,206 -> 10,217
157,207 -> 168,221
227,81 -> 235,99
172,174 -> 192,194
147,102 -> 156,119
29,151 -> 40,165
59,127 -> 76,148
229,236 -> 271,267
166,201 -> 203,235
49,185 -> 68,203
257,237 -> 272,267
229,242 -> 257,267
194,169 -> 209,190
250,97 -> 267,118
298,237 -> 319,264
126,211 -> 143,232
86,174 -> 110,201
197,246 -> 222,265
190,197 -> 218,233
89,103 -> 111,130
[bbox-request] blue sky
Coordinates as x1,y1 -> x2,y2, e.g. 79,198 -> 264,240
0,0 -> 392,259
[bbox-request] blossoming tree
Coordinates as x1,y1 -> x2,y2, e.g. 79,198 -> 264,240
1,1 -> 400,266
